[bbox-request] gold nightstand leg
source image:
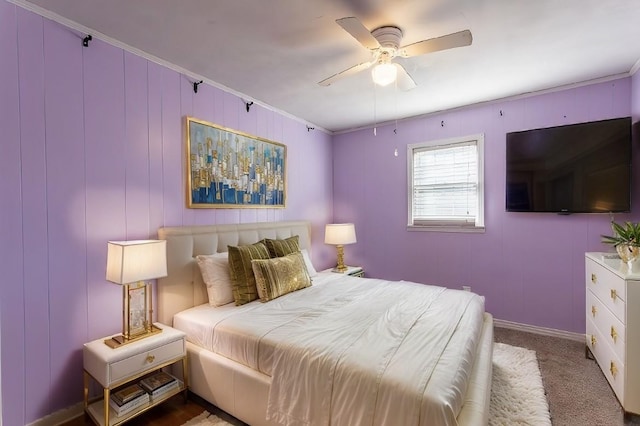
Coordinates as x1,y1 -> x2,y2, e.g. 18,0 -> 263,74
182,355 -> 189,402
104,388 -> 110,425
83,371 -> 89,410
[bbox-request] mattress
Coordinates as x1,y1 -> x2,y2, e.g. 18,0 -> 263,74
173,272 -> 485,426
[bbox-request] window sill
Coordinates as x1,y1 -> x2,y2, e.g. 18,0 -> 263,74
407,224 -> 485,233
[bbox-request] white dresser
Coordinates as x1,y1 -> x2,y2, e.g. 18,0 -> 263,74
585,252 -> 640,416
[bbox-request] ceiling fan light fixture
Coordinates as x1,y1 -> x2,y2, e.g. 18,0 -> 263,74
371,63 -> 397,87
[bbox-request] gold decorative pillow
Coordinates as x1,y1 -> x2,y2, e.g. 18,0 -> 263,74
262,235 -> 300,258
227,241 -> 271,305
251,252 -> 312,302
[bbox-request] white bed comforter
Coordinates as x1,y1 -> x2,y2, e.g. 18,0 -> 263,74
265,278 -> 484,426
174,274 -> 484,426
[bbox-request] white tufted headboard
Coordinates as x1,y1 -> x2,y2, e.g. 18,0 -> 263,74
156,221 -> 312,326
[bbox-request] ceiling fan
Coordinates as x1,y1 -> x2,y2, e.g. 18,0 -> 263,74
319,17 -> 472,90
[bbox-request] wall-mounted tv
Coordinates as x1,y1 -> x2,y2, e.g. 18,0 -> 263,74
506,117 -> 632,213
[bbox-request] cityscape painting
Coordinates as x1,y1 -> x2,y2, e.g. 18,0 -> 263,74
186,116 -> 286,208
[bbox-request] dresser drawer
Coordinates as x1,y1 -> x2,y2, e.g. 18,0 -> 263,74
587,315 -> 625,402
586,258 -> 626,322
587,289 -> 626,362
110,338 -> 185,384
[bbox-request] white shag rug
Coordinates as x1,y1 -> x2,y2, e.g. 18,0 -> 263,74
182,342 -> 551,426
489,342 -> 551,426
181,411 -> 232,425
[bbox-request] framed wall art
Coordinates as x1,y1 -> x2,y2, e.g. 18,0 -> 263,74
186,116 -> 286,208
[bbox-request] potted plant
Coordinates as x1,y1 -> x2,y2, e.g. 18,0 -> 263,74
601,221 -> 640,264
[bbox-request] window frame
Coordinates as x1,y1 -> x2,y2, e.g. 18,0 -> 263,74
407,134 -> 485,233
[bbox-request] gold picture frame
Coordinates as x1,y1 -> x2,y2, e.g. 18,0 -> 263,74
186,116 -> 286,208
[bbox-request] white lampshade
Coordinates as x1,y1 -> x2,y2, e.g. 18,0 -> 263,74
325,223 -> 357,245
106,240 -> 167,284
371,63 -> 397,87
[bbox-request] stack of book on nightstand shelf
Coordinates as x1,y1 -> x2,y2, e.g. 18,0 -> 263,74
139,371 -> 180,400
109,383 -> 150,417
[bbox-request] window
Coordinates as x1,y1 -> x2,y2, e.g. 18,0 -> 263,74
407,134 -> 484,232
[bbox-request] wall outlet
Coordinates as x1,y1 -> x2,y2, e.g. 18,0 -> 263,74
462,286 -> 471,292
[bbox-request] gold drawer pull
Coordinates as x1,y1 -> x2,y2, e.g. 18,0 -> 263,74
591,335 -> 596,347
145,355 -> 155,364
611,289 -> 617,300
591,273 -> 597,284
591,306 -> 597,317
610,361 -> 618,378
611,326 -> 618,343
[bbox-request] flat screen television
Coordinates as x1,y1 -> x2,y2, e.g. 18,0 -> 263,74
506,117 -> 632,213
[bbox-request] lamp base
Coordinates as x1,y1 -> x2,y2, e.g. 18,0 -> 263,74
332,244 -> 349,273
104,324 -> 162,349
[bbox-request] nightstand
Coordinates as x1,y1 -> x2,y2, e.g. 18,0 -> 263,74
324,265 -> 365,277
83,324 -> 188,426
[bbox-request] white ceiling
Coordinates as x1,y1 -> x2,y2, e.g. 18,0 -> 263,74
20,0 -> 640,133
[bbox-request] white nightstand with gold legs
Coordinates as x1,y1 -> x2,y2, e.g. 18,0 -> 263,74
83,324 -> 188,426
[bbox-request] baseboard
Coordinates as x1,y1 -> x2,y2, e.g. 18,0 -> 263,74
26,402 -> 83,426
494,318 -> 585,342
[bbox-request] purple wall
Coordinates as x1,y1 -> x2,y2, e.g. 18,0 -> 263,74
633,69 -> 640,121
0,3 -> 333,424
333,77 -> 640,336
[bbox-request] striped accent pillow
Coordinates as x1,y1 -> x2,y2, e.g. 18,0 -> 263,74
227,241 -> 271,305
252,252 -> 311,302
262,235 -> 300,258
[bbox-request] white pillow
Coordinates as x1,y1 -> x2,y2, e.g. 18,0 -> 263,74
196,252 -> 234,306
301,249 -> 317,277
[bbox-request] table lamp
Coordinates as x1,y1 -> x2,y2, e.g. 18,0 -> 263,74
105,239 -> 167,348
325,223 -> 357,272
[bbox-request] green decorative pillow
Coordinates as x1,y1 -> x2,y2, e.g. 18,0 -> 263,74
262,235 -> 300,258
251,252 -> 312,302
227,241 -> 271,305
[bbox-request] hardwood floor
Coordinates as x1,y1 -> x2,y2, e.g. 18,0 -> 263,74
62,392 -> 219,426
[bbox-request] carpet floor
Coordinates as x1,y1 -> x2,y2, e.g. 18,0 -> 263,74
494,327 -> 640,425
180,342 -> 550,426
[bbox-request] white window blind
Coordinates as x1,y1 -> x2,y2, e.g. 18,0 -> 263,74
408,135 -> 484,231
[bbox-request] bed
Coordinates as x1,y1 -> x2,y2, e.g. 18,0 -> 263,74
157,221 -> 493,426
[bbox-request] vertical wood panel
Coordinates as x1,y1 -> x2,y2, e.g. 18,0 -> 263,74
193,84 -> 215,121
17,8 -> 50,421
148,62 -> 164,235
223,91 -> 239,131
212,86 -> 225,125
124,52 -> 151,239
0,3 -> 25,425
241,98 -> 258,136
161,68 -> 182,226
83,39 -> 126,339
42,18 -> 87,413
181,77 -> 195,225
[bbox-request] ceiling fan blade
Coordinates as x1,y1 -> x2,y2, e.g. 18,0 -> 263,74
400,30 -> 472,57
395,63 -> 417,91
318,61 -> 373,86
336,17 -> 380,50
